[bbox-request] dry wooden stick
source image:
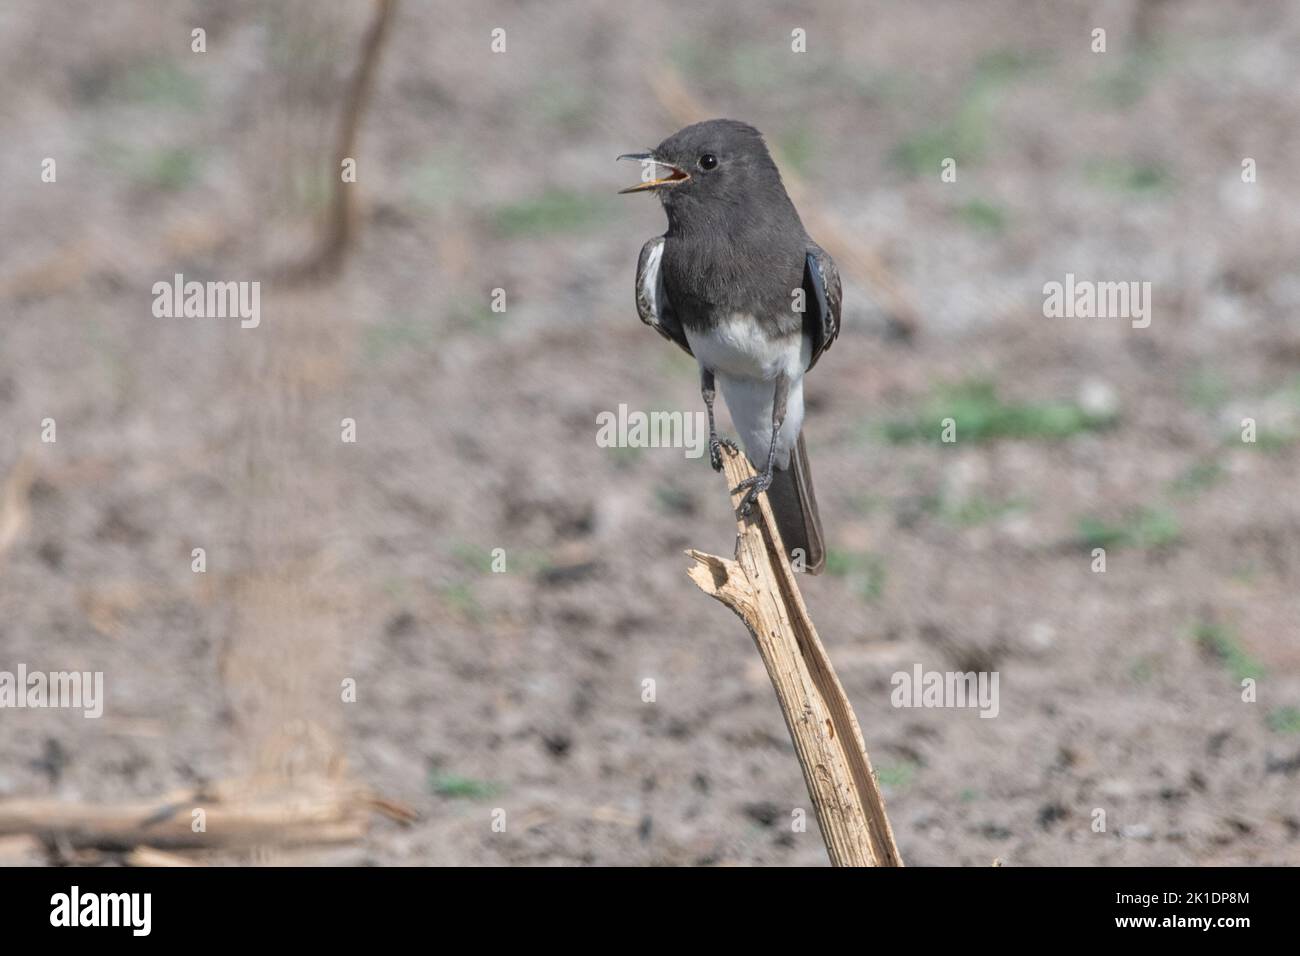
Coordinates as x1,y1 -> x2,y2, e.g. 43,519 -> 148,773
0,452 -> 36,561
0,780 -> 413,852
287,0 -> 398,282
686,445 -> 902,867
126,846 -> 203,867
0,793 -> 364,850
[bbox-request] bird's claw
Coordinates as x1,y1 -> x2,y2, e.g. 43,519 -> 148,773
731,470 -> 773,517
708,437 -> 738,472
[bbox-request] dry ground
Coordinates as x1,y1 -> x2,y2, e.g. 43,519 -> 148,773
0,0 -> 1298,865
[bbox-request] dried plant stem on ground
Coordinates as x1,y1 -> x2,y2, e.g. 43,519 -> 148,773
687,446 -> 903,867
0,781 -> 416,858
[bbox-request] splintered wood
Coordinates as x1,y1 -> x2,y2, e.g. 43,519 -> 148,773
687,444 -> 903,867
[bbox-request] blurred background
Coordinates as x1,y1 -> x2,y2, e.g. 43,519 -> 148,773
0,0 -> 1298,865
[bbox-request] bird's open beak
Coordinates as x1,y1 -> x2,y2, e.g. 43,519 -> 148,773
617,152 -> 690,193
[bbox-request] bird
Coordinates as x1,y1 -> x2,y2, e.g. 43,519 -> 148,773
619,119 -> 841,574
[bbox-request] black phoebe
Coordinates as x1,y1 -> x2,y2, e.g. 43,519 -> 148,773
620,119 -> 841,573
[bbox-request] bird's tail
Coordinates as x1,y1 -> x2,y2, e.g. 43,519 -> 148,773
765,431 -> 824,574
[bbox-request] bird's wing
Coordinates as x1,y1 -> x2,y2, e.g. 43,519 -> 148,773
636,236 -> 692,357
802,243 -> 842,371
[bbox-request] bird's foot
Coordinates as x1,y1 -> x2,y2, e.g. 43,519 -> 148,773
709,436 -> 738,473
731,468 -> 773,517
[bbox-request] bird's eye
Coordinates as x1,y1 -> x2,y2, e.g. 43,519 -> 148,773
699,154 -> 718,171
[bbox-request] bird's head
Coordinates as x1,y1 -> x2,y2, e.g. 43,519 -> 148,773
618,119 -> 788,222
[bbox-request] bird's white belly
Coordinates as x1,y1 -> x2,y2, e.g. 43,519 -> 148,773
686,315 -> 809,471
685,314 -> 808,381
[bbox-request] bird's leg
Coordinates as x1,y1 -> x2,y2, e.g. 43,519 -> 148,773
701,367 -> 736,472
732,373 -> 789,516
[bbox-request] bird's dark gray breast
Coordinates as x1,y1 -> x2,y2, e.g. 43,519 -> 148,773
661,231 -> 806,338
